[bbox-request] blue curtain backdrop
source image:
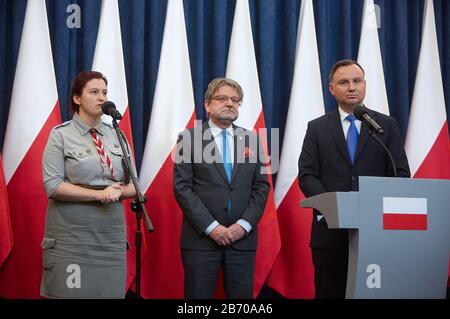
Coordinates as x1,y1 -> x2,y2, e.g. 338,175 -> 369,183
0,0 -> 449,175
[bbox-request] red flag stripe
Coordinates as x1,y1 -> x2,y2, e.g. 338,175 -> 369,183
268,179 -> 315,298
117,107 -> 142,291
0,156 -> 13,267
413,122 -> 450,179
251,112 -> 281,296
383,214 -> 427,231
139,111 -> 196,298
0,103 -> 60,298
118,106 -> 135,154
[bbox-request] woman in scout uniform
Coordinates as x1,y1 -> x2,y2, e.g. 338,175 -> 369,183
41,71 -> 136,298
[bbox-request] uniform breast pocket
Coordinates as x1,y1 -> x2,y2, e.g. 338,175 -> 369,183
108,147 -> 126,180
108,147 -> 125,166
65,148 -> 95,160
109,147 -> 124,157
64,148 -> 99,182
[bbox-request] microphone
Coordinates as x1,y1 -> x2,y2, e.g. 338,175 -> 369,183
353,105 -> 384,135
102,101 -> 122,120
353,105 -> 397,176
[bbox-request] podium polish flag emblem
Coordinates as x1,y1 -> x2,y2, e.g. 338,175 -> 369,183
383,197 -> 427,231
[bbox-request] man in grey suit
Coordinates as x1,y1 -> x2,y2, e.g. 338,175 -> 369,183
298,59 -> 410,299
173,78 -> 269,299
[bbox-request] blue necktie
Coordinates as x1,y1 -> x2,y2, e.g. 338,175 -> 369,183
346,114 -> 358,164
222,129 -> 232,215
222,129 -> 232,181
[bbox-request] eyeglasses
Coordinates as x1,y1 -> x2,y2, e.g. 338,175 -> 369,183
210,95 -> 242,105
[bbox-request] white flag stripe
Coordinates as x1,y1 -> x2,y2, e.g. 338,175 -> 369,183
139,0 -> 195,192
92,0 -> 129,125
226,0 -> 261,130
274,0 -> 324,207
405,0 -> 447,176
2,0 -> 58,183
383,197 -> 427,215
357,0 -> 389,115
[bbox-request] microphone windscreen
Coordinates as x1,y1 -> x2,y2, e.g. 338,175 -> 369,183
353,104 -> 368,121
101,101 -> 117,115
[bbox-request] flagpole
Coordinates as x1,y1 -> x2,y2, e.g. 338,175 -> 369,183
111,118 -> 154,298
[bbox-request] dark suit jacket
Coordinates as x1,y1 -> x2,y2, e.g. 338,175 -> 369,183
173,122 -> 270,251
298,108 -> 410,248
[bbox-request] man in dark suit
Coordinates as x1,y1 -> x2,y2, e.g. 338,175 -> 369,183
298,59 -> 410,299
173,78 -> 269,299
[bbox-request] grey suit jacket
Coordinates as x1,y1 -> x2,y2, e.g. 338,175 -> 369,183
173,122 -> 270,251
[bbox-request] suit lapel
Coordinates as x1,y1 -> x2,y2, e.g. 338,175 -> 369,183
231,127 -> 242,182
326,109 -> 352,166
202,122 -> 230,184
353,111 -> 373,164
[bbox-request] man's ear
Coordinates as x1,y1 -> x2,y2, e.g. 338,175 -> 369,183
204,100 -> 210,116
328,83 -> 335,96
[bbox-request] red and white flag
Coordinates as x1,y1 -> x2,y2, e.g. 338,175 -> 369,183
0,0 -> 61,298
92,0 -> 133,151
138,0 -> 196,298
383,197 -> 427,231
405,0 -> 450,180
404,0 -> 450,286
0,155 -> 13,267
357,0 -> 389,115
266,0 -> 323,299
226,0 -> 281,297
91,0 -> 143,291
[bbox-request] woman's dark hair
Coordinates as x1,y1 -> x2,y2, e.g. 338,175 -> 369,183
70,71 -> 107,114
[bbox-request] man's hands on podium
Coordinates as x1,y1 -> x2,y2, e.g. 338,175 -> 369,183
209,223 -> 246,246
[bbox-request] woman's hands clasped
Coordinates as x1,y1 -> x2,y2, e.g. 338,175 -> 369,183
99,182 -> 123,204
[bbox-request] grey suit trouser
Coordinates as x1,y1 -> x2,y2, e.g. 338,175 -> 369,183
181,247 -> 256,299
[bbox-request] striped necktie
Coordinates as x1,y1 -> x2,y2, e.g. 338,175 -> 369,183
90,128 -> 115,178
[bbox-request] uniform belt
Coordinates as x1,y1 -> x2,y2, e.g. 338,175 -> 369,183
75,184 -> 109,190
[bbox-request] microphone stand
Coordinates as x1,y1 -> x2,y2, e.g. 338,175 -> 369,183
112,117 -> 154,299
366,127 -> 397,177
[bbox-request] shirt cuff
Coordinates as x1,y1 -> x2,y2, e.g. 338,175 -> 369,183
236,219 -> 252,234
205,220 -> 220,236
